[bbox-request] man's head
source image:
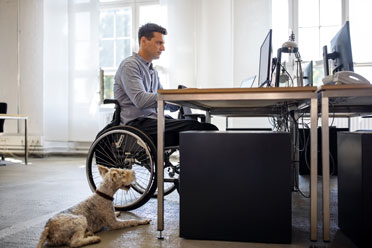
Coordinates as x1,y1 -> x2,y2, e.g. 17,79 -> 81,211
138,23 -> 167,62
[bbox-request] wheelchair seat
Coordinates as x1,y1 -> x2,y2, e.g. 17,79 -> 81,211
100,99 -> 180,147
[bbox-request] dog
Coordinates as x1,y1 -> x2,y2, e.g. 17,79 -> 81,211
37,165 -> 151,248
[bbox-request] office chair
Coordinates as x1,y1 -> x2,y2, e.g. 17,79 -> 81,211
0,102 -> 7,164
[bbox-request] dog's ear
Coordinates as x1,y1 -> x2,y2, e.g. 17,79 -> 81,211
98,165 -> 109,177
111,170 -> 123,183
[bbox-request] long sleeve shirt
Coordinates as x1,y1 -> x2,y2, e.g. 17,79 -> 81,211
114,53 -> 162,124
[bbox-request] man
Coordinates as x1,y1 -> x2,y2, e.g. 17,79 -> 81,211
114,23 -> 218,146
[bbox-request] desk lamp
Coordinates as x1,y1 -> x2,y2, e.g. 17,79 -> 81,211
275,31 -> 303,87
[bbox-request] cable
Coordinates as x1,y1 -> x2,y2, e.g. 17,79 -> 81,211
295,51 -> 304,86
277,62 -> 294,86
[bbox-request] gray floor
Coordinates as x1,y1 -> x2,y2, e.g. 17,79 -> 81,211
0,156 -> 358,248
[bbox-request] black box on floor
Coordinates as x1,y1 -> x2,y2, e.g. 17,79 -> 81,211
298,127 -> 349,175
179,131 -> 292,243
338,131 -> 372,248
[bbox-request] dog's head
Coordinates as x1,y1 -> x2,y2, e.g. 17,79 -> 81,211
98,165 -> 135,191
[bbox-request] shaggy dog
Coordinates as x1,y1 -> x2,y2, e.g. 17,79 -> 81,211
37,165 -> 150,248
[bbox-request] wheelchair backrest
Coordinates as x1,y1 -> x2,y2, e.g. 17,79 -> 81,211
103,99 -> 121,126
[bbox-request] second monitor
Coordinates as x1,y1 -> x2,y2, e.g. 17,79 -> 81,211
258,29 -> 273,88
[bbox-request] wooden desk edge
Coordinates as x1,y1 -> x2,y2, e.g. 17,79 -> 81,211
158,87 -> 317,95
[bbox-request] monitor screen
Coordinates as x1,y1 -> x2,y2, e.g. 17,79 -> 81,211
323,21 -> 353,76
303,61 -> 313,86
258,29 -> 272,87
240,75 -> 256,88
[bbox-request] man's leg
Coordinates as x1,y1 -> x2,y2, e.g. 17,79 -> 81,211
127,117 -> 218,146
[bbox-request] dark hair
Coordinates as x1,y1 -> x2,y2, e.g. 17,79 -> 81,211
138,23 -> 167,45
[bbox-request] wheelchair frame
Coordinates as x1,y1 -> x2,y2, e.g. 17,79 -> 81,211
85,99 -> 179,211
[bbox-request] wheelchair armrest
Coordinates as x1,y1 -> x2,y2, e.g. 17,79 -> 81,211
184,113 -> 206,123
177,85 -> 206,122
103,99 -> 119,105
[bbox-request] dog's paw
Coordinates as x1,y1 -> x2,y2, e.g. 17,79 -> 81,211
139,219 -> 151,225
89,235 -> 101,243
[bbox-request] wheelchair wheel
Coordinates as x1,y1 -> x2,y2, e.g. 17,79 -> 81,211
86,125 -> 157,211
152,147 -> 180,197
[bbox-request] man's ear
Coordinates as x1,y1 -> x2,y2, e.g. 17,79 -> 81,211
140,36 -> 149,47
98,165 -> 109,178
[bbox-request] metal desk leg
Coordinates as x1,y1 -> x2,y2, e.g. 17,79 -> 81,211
321,95 -> 330,242
25,118 -> 28,165
310,97 -> 318,241
157,99 -> 165,239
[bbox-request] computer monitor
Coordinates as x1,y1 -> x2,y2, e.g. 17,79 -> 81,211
240,75 -> 256,88
303,61 -> 313,86
323,21 -> 353,76
258,29 -> 272,87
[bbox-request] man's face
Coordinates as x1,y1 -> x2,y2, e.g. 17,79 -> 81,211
141,32 -> 165,61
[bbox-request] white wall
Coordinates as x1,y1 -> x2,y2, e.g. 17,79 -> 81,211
166,0 -> 234,89
44,0 -> 69,141
196,0 -> 234,88
166,0 -> 198,88
68,0 -> 101,142
233,0 -> 271,87
0,0 -> 44,136
165,0 -> 272,129
231,0 -> 273,129
20,0 -> 44,136
0,0 -> 18,132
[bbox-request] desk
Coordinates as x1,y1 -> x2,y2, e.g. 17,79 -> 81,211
157,87 -> 319,241
318,84 -> 372,241
0,114 -> 28,165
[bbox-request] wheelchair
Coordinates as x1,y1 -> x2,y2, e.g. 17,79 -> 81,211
85,99 -> 180,211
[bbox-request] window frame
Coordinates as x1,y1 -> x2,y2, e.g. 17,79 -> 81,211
98,0 -> 160,103
289,0 -> 371,85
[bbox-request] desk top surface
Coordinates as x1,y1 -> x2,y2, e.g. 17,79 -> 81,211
158,86 -> 317,95
157,87 -> 317,116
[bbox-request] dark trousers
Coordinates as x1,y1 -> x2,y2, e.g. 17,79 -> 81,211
127,117 -> 218,147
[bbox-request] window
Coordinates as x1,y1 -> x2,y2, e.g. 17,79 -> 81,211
298,0 -> 342,61
298,0 -> 342,85
98,0 -> 166,102
273,0 -> 372,86
349,0 -> 372,81
99,6 -> 132,101
99,8 -> 132,69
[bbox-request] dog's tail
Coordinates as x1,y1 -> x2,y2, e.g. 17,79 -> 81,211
37,226 -> 49,248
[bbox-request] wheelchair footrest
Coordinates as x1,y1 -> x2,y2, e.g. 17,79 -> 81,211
164,178 -> 178,183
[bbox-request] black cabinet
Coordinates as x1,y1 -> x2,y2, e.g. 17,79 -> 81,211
179,131 -> 292,243
338,131 -> 372,248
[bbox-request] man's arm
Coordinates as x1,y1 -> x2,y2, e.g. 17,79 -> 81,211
120,62 -> 158,109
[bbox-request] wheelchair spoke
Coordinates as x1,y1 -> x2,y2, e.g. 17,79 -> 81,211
86,127 -> 157,211
95,137 -> 118,167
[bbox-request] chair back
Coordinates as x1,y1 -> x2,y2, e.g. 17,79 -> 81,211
0,102 -> 7,133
